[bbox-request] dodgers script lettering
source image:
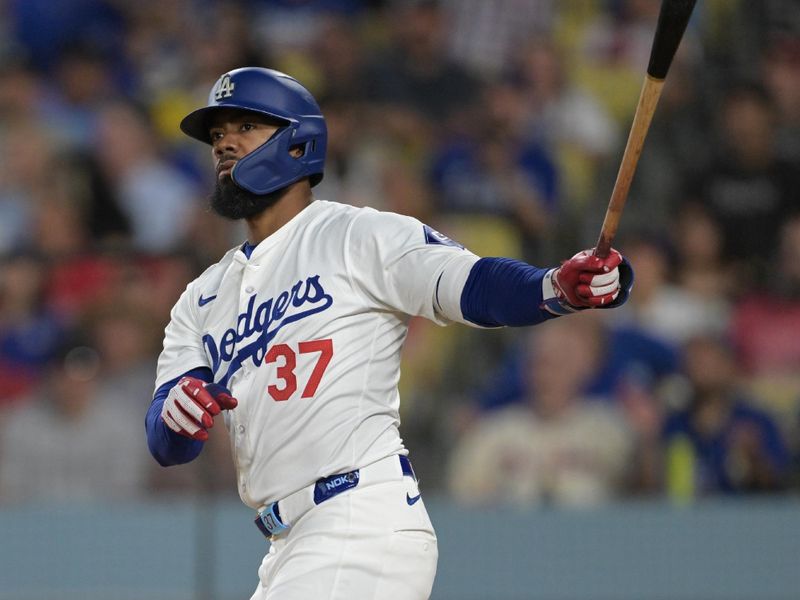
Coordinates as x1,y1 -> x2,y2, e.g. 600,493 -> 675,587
203,275 -> 333,386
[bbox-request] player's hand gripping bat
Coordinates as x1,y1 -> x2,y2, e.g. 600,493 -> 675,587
594,0 -> 698,259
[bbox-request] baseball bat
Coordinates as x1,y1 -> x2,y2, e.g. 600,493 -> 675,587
594,0 -> 697,258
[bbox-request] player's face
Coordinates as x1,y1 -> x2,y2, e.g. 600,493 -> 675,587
207,110 -> 289,220
209,111 -> 281,180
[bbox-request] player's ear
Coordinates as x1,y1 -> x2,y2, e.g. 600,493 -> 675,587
289,143 -> 305,159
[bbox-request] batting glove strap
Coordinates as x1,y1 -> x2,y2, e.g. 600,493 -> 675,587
604,257 -> 634,308
541,268 -> 584,316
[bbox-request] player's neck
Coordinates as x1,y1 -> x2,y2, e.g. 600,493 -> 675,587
245,183 -> 313,244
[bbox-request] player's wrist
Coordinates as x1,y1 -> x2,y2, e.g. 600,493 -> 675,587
541,268 -> 558,302
541,267 -> 582,316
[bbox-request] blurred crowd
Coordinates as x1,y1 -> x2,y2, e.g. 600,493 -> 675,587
0,0 -> 799,508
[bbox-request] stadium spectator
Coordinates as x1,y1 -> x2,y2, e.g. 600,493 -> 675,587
571,0 -> 670,125
672,202 -> 733,303
0,253 -> 65,403
475,307 -> 680,416
762,34 -> 800,163
429,111 -> 558,262
662,334 -> 791,498
609,232 -> 730,346
93,101 -> 201,253
83,301 -> 159,410
732,215 -> 800,377
47,41 -> 123,149
729,214 -> 800,441
365,0 -> 481,128
442,0 -> 556,78
447,313 -> 633,507
309,16 -> 371,102
0,338 -> 150,504
509,37 -> 620,213
589,46 -> 708,238
0,119 -> 62,253
311,96 -> 390,209
684,82 -> 800,288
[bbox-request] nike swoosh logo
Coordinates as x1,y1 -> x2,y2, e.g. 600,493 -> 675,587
198,294 -> 217,307
406,492 -> 422,506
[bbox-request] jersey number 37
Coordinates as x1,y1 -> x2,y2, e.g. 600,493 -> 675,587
265,338 -> 333,402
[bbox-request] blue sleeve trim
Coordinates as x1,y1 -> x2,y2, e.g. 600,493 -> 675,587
145,367 -> 214,466
460,257 -> 556,327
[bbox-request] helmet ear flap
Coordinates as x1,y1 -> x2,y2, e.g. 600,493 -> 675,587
232,127 -> 306,195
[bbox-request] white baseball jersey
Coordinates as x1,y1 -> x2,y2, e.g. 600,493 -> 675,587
155,200 -> 481,508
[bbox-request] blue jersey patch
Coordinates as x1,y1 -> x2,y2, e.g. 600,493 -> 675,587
423,225 -> 463,249
314,469 -> 360,504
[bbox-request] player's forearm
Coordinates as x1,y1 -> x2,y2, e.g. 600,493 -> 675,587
145,368 -> 212,466
146,397 -> 204,466
146,403 -> 204,466
459,257 -> 558,327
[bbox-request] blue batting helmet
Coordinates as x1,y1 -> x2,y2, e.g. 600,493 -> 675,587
180,67 -> 327,195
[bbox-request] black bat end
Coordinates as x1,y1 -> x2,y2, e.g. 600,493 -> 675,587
647,0 -> 698,80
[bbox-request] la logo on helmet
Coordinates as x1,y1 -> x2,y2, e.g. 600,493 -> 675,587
215,74 -> 235,100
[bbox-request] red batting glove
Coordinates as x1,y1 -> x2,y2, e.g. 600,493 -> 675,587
161,376 -> 238,441
550,248 -> 626,311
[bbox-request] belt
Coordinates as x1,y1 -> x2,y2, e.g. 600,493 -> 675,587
255,454 -> 417,539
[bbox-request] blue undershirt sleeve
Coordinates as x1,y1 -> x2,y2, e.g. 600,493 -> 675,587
460,257 -> 558,327
145,367 -> 214,466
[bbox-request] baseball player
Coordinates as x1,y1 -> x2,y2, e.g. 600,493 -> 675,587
145,67 -> 634,600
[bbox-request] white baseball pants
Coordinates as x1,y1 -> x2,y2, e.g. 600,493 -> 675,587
249,462 -> 438,599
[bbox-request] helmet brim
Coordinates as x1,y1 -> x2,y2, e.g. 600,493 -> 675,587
179,104 -> 293,145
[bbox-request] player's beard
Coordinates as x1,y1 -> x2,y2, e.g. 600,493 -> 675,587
210,176 -> 284,220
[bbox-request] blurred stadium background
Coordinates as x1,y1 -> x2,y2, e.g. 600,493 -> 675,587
0,0 -> 799,598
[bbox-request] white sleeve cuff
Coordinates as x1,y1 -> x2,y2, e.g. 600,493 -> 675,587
433,253 -> 481,325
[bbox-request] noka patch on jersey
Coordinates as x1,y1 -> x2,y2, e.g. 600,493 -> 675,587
423,225 -> 463,249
